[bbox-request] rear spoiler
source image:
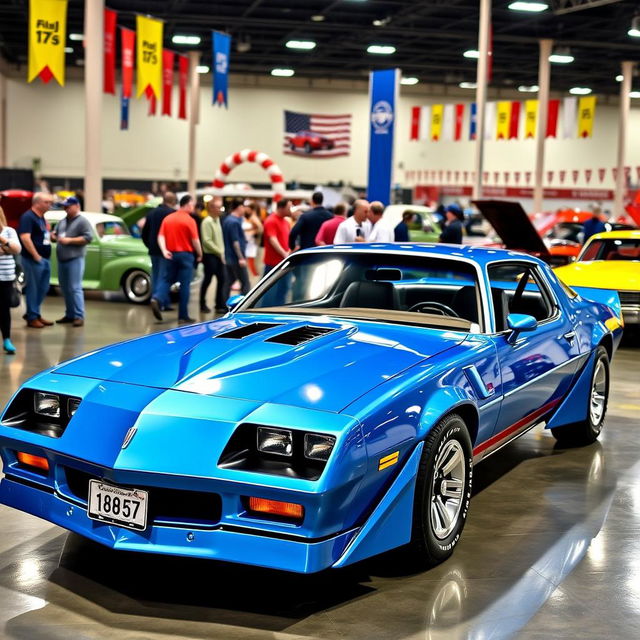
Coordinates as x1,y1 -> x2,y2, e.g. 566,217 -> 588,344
572,286 -> 622,320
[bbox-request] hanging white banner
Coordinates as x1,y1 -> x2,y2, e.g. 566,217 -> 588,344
562,97 -> 577,139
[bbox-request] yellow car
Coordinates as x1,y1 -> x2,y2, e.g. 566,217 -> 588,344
554,230 -> 640,325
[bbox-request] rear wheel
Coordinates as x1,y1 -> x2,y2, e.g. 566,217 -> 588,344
405,413 -> 473,569
122,269 -> 151,304
304,142 -> 312,154
551,345 -> 609,446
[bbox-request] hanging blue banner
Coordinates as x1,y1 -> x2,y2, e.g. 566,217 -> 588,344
367,69 -> 399,206
212,31 -> 231,108
469,102 -> 477,140
120,93 -> 129,130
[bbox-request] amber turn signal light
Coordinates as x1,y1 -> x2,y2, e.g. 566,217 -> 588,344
248,497 -> 304,520
16,452 -> 50,472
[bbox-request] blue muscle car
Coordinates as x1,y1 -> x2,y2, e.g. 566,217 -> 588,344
0,244 -> 623,573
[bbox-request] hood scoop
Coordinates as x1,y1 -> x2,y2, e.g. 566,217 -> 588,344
216,322 -> 282,340
265,325 -> 337,346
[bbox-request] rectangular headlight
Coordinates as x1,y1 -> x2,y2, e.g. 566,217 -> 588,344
34,392 -> 60,418
67,398 -> 80,417
257,427 -> 293,457
304,433 -> 335,462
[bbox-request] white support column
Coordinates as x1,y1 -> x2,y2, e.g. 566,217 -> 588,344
614,61 -> 634,217
472,0 -> 491,200
84,0 -> 104,212
533,39 -> 552,214
187,51 -> 201,196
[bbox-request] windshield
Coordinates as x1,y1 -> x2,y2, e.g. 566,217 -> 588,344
95,220 -> 130,238
546,222 -> 583,244
238,251 -> 482,331
581,238 -> 640,261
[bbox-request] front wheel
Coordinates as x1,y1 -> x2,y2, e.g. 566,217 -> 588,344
405,413 -> 473,569
122,269 -> 151,304
551,345 -> 609,446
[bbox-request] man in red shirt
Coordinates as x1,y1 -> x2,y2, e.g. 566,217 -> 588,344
315,202 -> 348,246
261,199 -> 292,306
152,194 -> 203,324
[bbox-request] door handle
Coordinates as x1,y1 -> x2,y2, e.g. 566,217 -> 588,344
562,331 -> 576,343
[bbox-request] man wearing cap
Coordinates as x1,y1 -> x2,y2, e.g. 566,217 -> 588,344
52,197 -> 93,327
439,204 -> 465,244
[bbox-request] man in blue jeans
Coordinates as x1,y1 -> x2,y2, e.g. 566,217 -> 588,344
154,194 -> 203,324
52,197 -> 93,327
18,192 -> 54,328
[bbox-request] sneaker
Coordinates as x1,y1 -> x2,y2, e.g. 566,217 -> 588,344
38,317 -> 54,326
150,298 -> 163,321
56,316 -> 74,324
178,317 -> 196,325
3,338 -> 16,355
26,319 -> 45,329
200,304 -> 211,313
72,318 -> 84,327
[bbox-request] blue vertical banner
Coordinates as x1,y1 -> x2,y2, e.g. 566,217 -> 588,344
367,68 -> 399,206
469,102 -> 477,140
212,31 -> 231,107
120,94 -> 129,130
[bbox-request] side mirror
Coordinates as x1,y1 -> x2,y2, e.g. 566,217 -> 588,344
226,294 -> 245,312
506,313 -> 537,345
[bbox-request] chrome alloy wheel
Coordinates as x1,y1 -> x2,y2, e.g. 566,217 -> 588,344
590,359 -> 607,426
430,440 -> 466,540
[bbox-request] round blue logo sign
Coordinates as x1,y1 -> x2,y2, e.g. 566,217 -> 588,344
371,100 -> 394,133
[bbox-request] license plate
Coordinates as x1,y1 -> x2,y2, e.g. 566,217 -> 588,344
87,480 -> 148,531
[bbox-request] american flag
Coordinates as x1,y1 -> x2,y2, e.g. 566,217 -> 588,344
283,110 -> 351,158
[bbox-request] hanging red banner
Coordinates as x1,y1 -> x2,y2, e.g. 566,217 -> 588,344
514,171 -> 520,184
446,170 -> 451,182
525,171 -> 532,184
148,93 -> 157,116
454,104 -> 465,141
483,171 -> 489,183
585,169 -> 592,183
625,166 -> 631,180
493,171 -> 499,184
546,99 -> 560,137
612,167 -> 618,182
178,54 -> 188,120
410,106 -> 420,141
463,171 -> 468,183
438,170 -> 443,182
104,8 -> 117,94
504,172 -> 509,184
162,49 -> 174,116
547,171 -> 554,183
509,101 -> 520,139
559,170 -> 566,184
120,27 -> 135,99
572,170 -> 579,184
454,170 -> 460,182
598,168 -> 606,183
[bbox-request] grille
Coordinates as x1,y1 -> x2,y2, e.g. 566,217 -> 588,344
265,325 -> 336,346
216,322 -> 281,339
64,467 -> 221,527
619,291 -> 640,306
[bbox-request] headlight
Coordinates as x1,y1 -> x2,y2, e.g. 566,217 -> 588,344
34,392 -> 60,418
257,427 -> 293,457
304,433 -> 335,461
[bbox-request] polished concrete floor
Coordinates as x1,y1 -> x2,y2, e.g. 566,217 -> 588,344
1,292 -> 640,639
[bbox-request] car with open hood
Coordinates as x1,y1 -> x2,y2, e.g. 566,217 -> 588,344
0,243 -> 622,573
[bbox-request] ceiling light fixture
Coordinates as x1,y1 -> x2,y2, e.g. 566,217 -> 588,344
569,87 -> 591,95
373,17 -> 391,27
196,65 -> 209,74
400,77 -> 419,85
617,75 -> 624,82
630,91 -> 640,98
518,85 -> 539,92
367,44 -> 396,54
286,40 -> 316,50
508,2 -> 548,12
629,15 -> 640,37
459,81 -> 477,89
463,49 -> 480,59
271,68 -> 295,77
69,33 -> 84,41
64,47 -> 73,53
172,34 -> 201,45
311,14 -> 325,22
549,48 -> 574,64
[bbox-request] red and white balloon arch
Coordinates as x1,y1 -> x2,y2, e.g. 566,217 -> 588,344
213,149 -> 285,202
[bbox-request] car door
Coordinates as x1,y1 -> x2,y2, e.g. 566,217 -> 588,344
487,261 -> 581,436
83,222 -> 101,284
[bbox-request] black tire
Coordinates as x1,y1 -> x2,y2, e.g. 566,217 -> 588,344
304,142 -> 312,154
122,269 -> 151,304
290,142 -> 296,151
551,345 -> 609,446
405,413 -> 473,569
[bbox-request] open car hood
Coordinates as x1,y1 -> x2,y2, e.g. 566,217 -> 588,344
473,199 -> 549,256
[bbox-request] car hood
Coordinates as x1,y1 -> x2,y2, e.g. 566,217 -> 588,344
53,313 -> 465,413
99,235 -> 146,253
554,261 -> 640,289
473,199 -> 550,256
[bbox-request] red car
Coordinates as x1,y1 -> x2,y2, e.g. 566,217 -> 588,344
288,130 -> 334,153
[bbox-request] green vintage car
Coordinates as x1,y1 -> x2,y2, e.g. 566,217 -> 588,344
45,211 -> 152,304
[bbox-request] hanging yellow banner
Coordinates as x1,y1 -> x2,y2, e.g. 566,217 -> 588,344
578,96 -> 596,138
524,100 -> 538,138
136,15 -> 163,99
28,0 -> 67,86
431,104 -> 443,141
496,101 -> 511,140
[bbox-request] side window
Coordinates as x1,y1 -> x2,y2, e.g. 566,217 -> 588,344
487,263 -> 555,332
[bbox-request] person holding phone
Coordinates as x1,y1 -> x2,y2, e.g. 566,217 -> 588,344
333,199 -> 371,244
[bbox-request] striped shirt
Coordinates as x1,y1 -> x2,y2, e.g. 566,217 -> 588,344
0,226 -> 18,281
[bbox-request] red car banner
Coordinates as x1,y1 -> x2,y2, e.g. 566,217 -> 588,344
284,110 -> 351,158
